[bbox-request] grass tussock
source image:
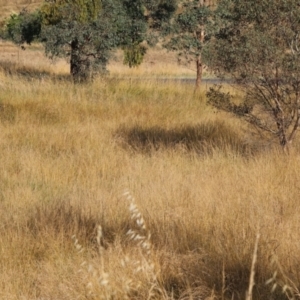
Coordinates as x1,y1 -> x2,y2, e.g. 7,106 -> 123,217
0,43 -> 300,300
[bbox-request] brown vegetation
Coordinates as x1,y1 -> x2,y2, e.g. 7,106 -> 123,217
0,42 -> 300,299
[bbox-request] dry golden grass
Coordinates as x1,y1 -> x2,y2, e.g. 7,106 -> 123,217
0,42 -> 300,300
0,0 -> 42,22
109,48 -> 202,78
0,42 -> 69,75
0,42 -> 211,78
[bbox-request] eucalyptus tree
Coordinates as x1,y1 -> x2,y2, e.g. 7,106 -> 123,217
2,0 -> 177,82
164,0 -> 216,88
205,0 -> 300,150
40,0 -> 137,82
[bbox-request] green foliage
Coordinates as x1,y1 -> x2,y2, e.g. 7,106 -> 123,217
40,0 -> 101,25
164,0 -> 212,62
162,0 -> 215,87
119,0 -> 148,67
145,0 -> 177,30
206,0 -> 300,148
115,0 -> 177,68
3,9 -> 42,45
123,44 -> 147,68
40,0 -> 123,82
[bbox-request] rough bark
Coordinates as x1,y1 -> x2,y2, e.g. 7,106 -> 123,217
70,39 -> 81,82
70,39 -> 92,83
196,56 -> 203,89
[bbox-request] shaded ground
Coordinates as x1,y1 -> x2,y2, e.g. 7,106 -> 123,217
116,121 -> 254,156
0,60 -> 70,81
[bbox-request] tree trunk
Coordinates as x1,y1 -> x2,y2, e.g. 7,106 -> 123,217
196,2 -> 205,90
70,39 -> 92,83
196,56 -> 203,89
70,39 -> 81,83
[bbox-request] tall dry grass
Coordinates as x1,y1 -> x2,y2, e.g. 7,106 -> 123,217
0,42 -> 300,300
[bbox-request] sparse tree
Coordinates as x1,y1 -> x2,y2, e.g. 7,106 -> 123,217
40,0 -> 128,82
206,0 -> 300,151
164,0 -> 216,89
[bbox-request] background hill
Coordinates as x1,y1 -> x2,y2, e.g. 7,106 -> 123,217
0,0 -> 42,21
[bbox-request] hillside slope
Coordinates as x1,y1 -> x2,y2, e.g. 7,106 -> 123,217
0,0 -> 42,21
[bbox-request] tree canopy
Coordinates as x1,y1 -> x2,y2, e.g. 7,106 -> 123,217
40,0 -> 125,82
205,0 -> 300,150
163,0 -> 216,88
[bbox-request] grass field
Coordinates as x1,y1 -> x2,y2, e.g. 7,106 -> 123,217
1,42 -> 300,300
